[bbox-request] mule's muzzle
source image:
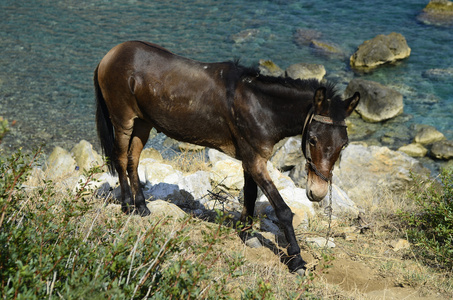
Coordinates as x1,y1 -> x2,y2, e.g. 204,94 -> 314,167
306,170 -> 329,202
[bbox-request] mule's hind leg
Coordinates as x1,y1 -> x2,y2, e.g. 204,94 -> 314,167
127,119 -> 152,216
113,123 -> 135,214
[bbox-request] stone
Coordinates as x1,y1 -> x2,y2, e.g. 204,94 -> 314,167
71,140 -> 103,172
139,147 -> 163,161
333,143 -> 429,205
258,187 -> 315,216
245,237 -> 263,248
310,40 -> 343,56
350,32 -> 411,69
208,149 -> 238,165
259,59 -> 284,77
179,171 -> 212,200
293,28 -> 322,46
430,140 -> 453,160
288,159 -> 308,187
231,29 -> 259,43
271,136 -> 304,171
423,68 -> 453,80
398,143 -> 428,158
414,125 -> 445,144
345,79 -> 403,122
139,160 -> 183,185
210,159 -> 244,191
285,63 -> 326,81
320,184 -> 362,218
306,237 -> 335,248
46,146 -> 77,179
418,0 -> 453,26
148,200 -> 187,219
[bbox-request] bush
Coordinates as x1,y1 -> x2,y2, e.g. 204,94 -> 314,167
0,116 -> 9,143
399,168 -> 453,270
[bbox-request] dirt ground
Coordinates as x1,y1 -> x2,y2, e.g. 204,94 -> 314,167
214,215 -> 450,299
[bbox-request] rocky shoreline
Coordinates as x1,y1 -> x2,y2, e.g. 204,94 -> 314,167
24,120 -> 451,250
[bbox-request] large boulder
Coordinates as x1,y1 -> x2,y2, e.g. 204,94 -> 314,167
271,136 -> 304,171
417,0 -> 453,26
333,144 -> 429,205
285,63 -> 326,81
345,79 -> 403,122
350,32 -> 411,69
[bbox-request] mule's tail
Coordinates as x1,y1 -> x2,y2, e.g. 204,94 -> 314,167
94,64 -> 116,174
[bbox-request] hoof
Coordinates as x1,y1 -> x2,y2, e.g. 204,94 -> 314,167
122,204 -> 134,215
286,254 -> 306,275
137,205 -> 151,217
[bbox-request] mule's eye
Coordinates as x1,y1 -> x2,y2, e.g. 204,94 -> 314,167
342,143 -> 349,150
309,136 -> 318,146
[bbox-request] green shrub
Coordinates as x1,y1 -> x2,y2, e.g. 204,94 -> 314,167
399,168 -> 453,270
0,116 -> 9,143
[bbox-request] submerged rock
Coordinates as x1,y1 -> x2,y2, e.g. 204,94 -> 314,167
423,68 -> 453,80
345,79 -> 403,122
350,32 -> 411,69
231,28 -> 259,43
310,40 -> 343,56
418,0 -> 453,26
293,28 -> 322,46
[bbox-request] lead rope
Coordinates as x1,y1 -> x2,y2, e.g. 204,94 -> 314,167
324,180 -> 333,249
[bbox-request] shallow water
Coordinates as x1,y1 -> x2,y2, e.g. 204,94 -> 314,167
0,0 -> 452,171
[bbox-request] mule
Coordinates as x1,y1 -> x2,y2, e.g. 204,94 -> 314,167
94,41 -> 360,273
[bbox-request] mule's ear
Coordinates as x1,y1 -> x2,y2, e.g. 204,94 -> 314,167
344,92 -> 360,117
313,87 -> 327,114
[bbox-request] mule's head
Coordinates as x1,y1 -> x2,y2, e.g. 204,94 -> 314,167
303,87 -> 360,202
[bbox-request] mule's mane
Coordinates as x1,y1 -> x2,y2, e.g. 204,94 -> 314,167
232,62 -> 347,122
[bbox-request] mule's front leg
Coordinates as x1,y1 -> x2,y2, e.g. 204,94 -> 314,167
239,171 -> 258,240
245,158 -> 306,274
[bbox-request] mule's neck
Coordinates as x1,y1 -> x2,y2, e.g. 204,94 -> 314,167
250,79 -> 314,141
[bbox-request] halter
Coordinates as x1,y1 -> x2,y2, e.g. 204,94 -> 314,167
301,106 -> 347,182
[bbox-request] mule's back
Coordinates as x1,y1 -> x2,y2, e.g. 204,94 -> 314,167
97,41 -> 239,155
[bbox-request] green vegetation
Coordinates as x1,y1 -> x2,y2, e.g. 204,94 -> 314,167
0,117 -> 9,143
399,168 -> 453,271
0,146 -> 323,299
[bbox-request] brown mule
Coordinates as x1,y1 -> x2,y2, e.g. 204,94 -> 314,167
94,41 -> 360,273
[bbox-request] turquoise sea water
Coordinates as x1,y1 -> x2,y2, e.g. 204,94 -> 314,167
1,0 -> 452,167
